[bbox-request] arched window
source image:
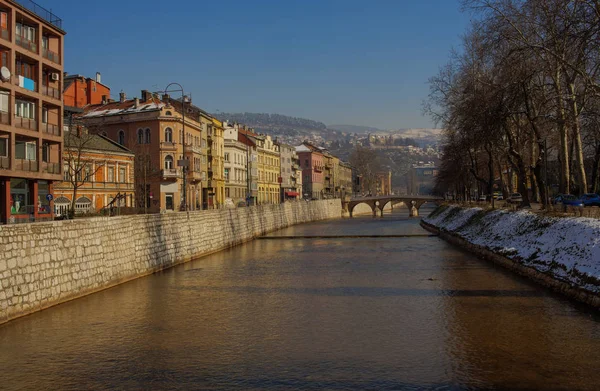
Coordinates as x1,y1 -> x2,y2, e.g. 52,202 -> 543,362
179,130 -> 183,144
164,155 -> 174,170
118,130 -> 125,145
165,127 -> 173,143
165,111 -> 172,116
145,128 -> 151,144
137,129 -> 143,144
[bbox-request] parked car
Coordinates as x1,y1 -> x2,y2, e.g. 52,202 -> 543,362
496,195 -> 504,201
553,194 -> 584,207
478,195 -> 487,202
580,193 -> 600,207
508,193 -> 523,204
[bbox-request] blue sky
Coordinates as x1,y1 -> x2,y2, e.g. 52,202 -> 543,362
51,0 -> 470,129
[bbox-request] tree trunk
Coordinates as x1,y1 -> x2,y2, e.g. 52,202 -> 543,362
567,81 -> 588,194
555,75 -> 570,194
591,141 -> 600,193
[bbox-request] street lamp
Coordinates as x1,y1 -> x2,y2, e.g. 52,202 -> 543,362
164,83 -> 189,211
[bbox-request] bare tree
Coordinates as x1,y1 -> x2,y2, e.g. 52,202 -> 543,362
349,145 -> 381,195
63,122 -> 105,216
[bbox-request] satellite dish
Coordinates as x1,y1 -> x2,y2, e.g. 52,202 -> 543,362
0,67 -> 10,82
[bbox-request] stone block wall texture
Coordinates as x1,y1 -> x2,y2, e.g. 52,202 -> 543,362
0,200 -> 341,324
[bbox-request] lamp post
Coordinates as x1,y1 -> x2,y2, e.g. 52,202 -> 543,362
164,83 -> 189,211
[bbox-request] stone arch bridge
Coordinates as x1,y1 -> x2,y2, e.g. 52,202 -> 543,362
343,195 -> 444,218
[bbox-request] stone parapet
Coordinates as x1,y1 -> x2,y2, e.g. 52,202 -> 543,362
0,200 -> 341,324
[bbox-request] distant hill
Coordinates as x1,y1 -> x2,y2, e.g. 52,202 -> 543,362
215,112 -> 327,131
328,124 -> 383,134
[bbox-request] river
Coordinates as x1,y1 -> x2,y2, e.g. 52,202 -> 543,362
1,206 -> 599,390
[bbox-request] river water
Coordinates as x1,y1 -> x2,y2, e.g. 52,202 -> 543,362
1,206 -> 599,390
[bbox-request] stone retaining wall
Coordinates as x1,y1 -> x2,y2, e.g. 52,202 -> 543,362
0,200 -> 341,324
420,220 -> 600,309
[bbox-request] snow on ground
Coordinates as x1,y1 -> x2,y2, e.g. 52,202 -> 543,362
424,205 -> 600,293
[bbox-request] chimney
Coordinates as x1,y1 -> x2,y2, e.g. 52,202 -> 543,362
162,93 -> 170,102
96,72 -> 101,84
119,91 -> 126,103
134,97 -> 139,108
141,89 -> 151,102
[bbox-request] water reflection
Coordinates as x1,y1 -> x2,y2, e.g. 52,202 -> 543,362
0,208 -> 598,390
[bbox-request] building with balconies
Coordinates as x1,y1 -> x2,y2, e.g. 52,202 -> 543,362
0,0 -> 64,224
223,121 -> 249,205
277,142 -> 299,201
296,141 -> 324,199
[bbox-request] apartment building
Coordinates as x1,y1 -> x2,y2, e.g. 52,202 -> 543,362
278,142 -> 299,200
223,121 -> 248,204
80,90 -> 209,212
296,142 -> 324,199
250,133 -> 280,204
0,0 -> 65,224
208,118 -> 225,208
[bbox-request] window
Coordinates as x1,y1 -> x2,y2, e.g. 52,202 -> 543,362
107,167 -> 114,182
0,91 -> 7,114
224,168 -> 229,181
119,167 -> 126,183
41,142 -> 49,162
118,130 -> 125,145
0,137 -> 6,157
16,23 -> 36,42
165,111 -> 172,116
15,60 -> 35,79
42,107 -> 48,123
15,141 -> 36,160
0,12 -> 7,31
63,163 -> 70,181
15,100 -> 35,119
145,128 -> 151,144
164,155 -> 174,169
224,152 -> 229,162
165,127 -> 173,143
137,129 -> 143,144
180,130 -> 184,144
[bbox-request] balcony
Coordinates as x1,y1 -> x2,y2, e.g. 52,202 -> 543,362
0,156 -> 9,169
41,161 -> 59,174
162,168 -> 180,179
185,144 -> 201,154
14,116 -> 37,131
15,75 -> 36,92
15,159 -> 38,172
41,122 -> 59,136
314,166 -> 322,173
89,182 -> 135,191
41,84 -> 60,99
42,47 -> 59,64
160,141 -> 177,151
0,26 -> 8,41
188,170 -> 204,181
16,0 -> 63,29
0,110 -> 9,125
325,162 -> 333,169
15,34 -> 37,53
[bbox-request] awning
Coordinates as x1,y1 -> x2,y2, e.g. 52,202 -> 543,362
285,191 -> 299,197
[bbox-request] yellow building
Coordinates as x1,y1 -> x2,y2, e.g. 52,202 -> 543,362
209,118 -> 225,207
251,134 -> 280,204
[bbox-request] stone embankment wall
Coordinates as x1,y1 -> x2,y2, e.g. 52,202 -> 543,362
422,205 -> 600,309
0,200 -> 341,324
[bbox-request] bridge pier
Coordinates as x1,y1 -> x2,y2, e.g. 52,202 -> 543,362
409,206 -> 419,217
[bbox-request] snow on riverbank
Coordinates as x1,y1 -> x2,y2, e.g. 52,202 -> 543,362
424,205 -> 600,293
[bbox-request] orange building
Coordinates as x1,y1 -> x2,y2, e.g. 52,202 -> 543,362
53,129 -> 135,216
63,72 -> 110,108
80,90 -> 211,212
0,0 -> 65,224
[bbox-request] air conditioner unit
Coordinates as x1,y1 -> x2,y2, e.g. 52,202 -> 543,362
50,73 -> 60,81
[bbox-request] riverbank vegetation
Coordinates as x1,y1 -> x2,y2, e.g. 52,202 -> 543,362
424,205 -> 600,293
424,0 -> 600,208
